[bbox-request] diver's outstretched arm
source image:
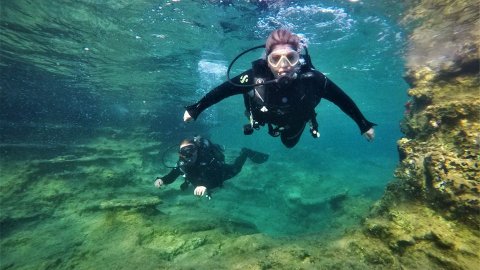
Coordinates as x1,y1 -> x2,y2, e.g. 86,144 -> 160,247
154,167 -> 182,188
321,76 -> 376,139
184,70 -> 252,122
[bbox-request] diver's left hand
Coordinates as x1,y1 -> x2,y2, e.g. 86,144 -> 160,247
363,128 -> 375,142
194,186 -> 207,196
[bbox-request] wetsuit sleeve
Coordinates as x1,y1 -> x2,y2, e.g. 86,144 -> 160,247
160,167 -> 182,185
321,75 -> 377,134
184,70 -> 253,120
207,177 -> 223,190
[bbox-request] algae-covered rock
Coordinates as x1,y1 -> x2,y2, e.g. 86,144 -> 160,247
85,197 -> 161,212
391,0 -> 480,229
402,0 -> 479,82
361,0 -> 480,269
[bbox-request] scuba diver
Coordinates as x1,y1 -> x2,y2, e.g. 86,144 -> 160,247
154,136 -> 269,198
183,29 -> 376,148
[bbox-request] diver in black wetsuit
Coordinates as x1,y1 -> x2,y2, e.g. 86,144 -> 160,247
183,29 -> 376,148
154,136 -> 268,198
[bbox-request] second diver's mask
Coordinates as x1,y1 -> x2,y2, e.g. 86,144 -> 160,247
178,144 -> 197,166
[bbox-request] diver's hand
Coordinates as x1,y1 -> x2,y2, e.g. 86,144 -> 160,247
363,128 -> 375,142
310,127 -> 320,138
154,178 -> 164,188
183,110 -> 193,122
194,186 -> 207,196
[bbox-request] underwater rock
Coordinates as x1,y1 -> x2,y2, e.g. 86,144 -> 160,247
84,197 -> 161,212
390,0 -> 480,228
402,0 -> 480,82
285,192 -> 327,212
174,217 -> 259,235
328,190 -> 349,211
286,189 -> 350,213
421,231 -> 455,250
0,211 -> 46,236
396,100 -> 480,227
362,0 -> 480,268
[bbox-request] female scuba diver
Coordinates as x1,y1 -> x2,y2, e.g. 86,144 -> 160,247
183,29 -> 376,148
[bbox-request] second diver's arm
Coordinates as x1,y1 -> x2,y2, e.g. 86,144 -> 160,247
192,170 -> 224,197
184,70 -> 252,121
154,167 -> 182,188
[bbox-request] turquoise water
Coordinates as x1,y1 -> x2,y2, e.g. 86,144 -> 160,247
1,0 -> 409,268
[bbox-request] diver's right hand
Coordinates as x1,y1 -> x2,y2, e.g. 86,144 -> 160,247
194,186 -> 207,196
183,110 -> 193,122
154,178 -> 164,188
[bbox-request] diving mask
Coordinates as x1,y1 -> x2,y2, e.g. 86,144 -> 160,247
267,49 -> 300,68
179,145 -> 197,160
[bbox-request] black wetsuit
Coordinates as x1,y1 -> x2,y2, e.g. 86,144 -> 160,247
186,59 -> 376,148
160,142 -> 249,192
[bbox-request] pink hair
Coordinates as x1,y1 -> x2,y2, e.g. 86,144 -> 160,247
265,29 -> 301,55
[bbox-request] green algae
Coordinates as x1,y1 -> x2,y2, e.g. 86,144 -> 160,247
0,128 -> 384,269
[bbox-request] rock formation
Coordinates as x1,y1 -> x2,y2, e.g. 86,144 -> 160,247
360,0 -> 479,268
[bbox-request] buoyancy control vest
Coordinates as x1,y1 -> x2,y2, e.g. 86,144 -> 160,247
242,59 -> 321,137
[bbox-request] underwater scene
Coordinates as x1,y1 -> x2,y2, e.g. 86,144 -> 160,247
1,0 -> 478,269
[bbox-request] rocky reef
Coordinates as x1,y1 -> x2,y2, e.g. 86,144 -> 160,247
356,0 -> 479,268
